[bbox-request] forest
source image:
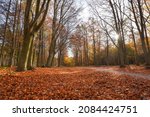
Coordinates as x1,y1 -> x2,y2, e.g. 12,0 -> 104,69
0,0 -> 150,100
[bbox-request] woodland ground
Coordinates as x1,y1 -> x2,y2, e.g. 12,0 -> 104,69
0,66 -> 150,100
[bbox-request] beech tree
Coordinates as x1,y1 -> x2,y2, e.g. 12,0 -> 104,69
17,0 -> 51,71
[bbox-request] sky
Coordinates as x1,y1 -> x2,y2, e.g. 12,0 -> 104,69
76,0 -> 90,21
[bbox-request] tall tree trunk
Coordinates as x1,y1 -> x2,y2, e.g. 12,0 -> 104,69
9,0 -> 18,67
46,0 -> 58,67
131,26 -> 139,65
108,0 -> 125,67
0,0 -> 12,66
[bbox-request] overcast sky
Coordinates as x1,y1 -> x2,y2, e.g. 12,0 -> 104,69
76,0 -> 90,21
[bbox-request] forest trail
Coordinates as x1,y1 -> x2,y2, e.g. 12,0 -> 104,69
0,67 -> 150,100
90,67 -> 150,79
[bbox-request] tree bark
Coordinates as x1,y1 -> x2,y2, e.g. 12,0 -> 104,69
17,33 -> 32,71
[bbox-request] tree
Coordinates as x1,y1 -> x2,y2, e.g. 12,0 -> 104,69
17,0 -> 51,71
0,0 -> 12,66
46,0 -> 80,67
88,0 -> 127,67
129,0 -> 150,68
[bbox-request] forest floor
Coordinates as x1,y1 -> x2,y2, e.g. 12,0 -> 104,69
0,66 -> 150,100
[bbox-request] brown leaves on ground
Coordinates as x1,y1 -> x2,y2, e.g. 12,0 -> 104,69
0,67 -> 150,100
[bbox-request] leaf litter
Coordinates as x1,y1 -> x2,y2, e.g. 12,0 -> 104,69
0,67 -> 150,100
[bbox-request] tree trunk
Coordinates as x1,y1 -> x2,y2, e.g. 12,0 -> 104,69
58,49 -> 62,67
0,0 -> 12,66
46,38 -> 56,67
8,0 -> 18,67
93,37 -> 96,65
106,36 -> 109,66
27,37 -> 34,70
17,0 -> 51,71
17,33 -> 32,71
131,26 -> 139,65
118,37 -> 125,68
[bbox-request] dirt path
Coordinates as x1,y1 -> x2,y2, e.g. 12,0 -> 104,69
90,67 -> 150,79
